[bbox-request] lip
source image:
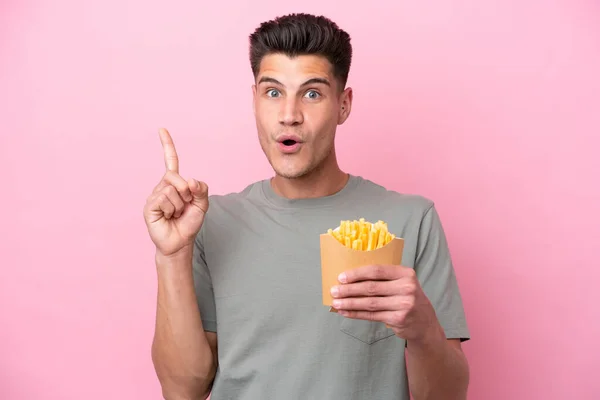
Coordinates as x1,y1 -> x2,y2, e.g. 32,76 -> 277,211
276,134 -> 303,144
276,134 -> 303,154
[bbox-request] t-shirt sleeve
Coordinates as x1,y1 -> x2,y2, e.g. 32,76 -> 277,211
414,204 -> 470,342
192,226 -> 218,333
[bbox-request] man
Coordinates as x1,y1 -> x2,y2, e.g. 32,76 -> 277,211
143,13 -> 470,400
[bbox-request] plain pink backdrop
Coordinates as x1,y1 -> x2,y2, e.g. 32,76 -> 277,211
1,0 -> 599,399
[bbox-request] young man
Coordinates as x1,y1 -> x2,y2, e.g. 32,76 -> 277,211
144,13 -> 470,400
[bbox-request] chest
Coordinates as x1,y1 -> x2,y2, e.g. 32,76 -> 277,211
203,208 -> 420,318
205,218 -> 325,306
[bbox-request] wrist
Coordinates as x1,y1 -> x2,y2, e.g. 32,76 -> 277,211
407,319 -> 446,355
155,245 -> 196,287
155,244 -> 194,268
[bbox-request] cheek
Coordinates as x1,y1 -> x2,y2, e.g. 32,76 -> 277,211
256,105 -> 279,129
312,116 -> 337,143
306,106 -> 334,127
254,111 -> 270,133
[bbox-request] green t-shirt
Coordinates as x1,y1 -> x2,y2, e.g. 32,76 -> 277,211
193,174 -> 470,399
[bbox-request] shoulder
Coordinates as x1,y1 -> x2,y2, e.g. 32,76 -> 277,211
195,179 -> 263,242
354,175 -> 436,217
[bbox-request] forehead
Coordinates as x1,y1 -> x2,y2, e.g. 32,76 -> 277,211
256,53 -> 335,86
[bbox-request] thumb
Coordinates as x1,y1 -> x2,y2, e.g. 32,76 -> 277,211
187,178 -> 209,214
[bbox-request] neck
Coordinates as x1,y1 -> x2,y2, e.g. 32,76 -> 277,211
270,151 -> 349,200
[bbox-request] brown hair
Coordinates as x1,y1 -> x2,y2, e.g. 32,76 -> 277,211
249,13 -> 353,89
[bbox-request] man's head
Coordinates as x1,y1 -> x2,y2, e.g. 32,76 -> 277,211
249,13 -> 353,180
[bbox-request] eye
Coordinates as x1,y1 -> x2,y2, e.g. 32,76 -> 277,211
266,89 -> 280,97
304,90 -> 321,100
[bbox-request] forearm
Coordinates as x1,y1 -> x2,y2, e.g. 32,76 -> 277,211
405,324 -> 469,400
152,246 -> 216,400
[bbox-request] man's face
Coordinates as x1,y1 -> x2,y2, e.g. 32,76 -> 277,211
252,53 -> 352,179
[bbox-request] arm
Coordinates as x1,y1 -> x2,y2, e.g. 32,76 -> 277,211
406,203 -> 470,399
144,128 -> 217,399
152,246 -> 218,400
334,267 -> 470,400
406,331 -> 469,399
331,203 -> 471,398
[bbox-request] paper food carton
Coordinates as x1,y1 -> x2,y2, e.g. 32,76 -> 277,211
320,218 -> 404,312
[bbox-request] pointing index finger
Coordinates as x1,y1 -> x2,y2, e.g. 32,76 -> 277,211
159,128 -> 179,173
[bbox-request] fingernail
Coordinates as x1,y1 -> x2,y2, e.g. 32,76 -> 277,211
332,299 -> 341,308
338,273 -> 347,283
330,286 -> 339,297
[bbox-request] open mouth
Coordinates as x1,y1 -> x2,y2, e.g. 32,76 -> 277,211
282,139 -> 297,146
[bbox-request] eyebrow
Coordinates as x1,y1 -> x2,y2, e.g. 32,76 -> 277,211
257,76 -> 331,87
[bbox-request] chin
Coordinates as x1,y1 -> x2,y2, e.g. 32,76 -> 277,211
272,163 -> 312,180
273,168 -> 307,179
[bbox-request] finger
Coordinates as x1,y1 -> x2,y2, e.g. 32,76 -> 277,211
151,192 -> 176,219
161,185 -> 186,218
153,171 -> 193,203
331,280 -> 399,298
337,310 -> 398,325
339,264 -> 412,284
332,295 -> 403,312
187,178 -> 209,214
159,128 -> 179,173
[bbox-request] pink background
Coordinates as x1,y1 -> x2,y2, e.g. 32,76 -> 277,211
2,0 -> 599,399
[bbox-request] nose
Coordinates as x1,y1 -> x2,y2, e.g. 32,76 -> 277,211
278,97 -> 303,126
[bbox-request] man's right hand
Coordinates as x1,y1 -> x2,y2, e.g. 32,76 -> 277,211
144,128 -> 209,257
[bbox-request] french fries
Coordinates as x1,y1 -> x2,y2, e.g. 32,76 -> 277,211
327,218 -> 396,251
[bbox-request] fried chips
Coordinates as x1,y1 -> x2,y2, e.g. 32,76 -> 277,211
327,218 -> 395,251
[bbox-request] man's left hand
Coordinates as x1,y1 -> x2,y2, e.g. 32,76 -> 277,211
331,264 -> 442,342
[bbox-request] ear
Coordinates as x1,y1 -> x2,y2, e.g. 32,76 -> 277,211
251,84 -> 257,116
338,87 -> 353,125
